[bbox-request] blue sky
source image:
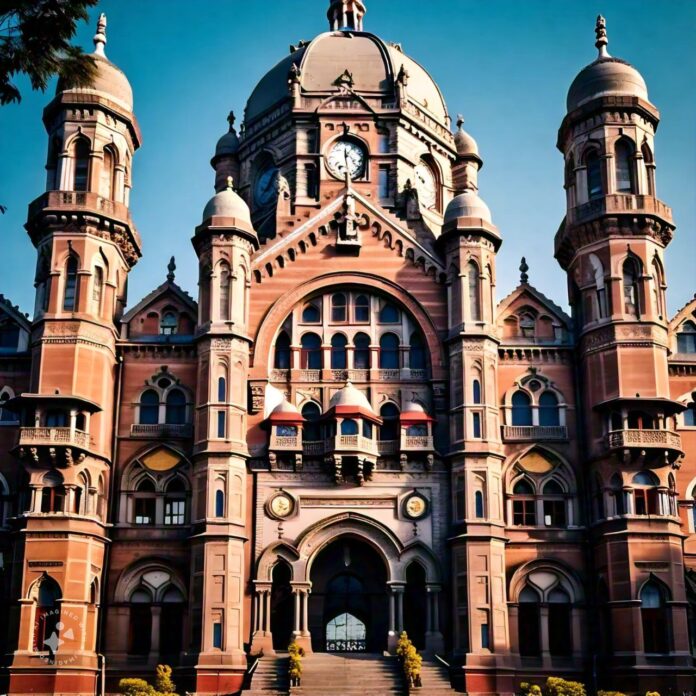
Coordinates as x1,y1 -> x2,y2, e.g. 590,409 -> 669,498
1,0 -> 694,317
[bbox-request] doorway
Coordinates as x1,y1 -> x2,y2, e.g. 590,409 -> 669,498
271,561 -> 294,650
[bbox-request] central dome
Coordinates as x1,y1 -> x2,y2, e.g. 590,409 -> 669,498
244,31 -> 448,125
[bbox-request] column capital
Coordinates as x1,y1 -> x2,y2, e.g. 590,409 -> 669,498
254,581 -> 272,592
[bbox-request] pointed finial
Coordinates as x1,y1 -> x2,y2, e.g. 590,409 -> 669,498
227,110 -> 236,133
595,15 -> 610,59
520,257 -> 529,284
167,256 -> 176,282
456,114 -> 465,130
226,175 -> 234,190
93,12 -> 107,56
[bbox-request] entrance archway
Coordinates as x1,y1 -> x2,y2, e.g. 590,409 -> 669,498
308,537 -> 388,652
404,562 -> 427,649
271,561 -> 294,650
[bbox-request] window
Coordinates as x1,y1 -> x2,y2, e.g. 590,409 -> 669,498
379,303 -> 400,323
165,390 -> 187,425
627,411 -> 655,430
300,333 -> 322,369
40,472 -> 65,513
542,480 -> 566,527
633,470 -> 659,515
93,266 -> 104,313
63,256 -> 78,311
623,257 -> 641,317
274,331 -> 291,369
0,318 -> 19,349
128,588 -> 152,655
684,401 -> 696,427
354,295 -> 369,323
353,333 -> 371,369
217,411 -> 226,438
519,313 -> 535,338
362,420 -> 372,438
615,139 -> 635,193
379,333 -> 400,369
455,475 -> 466,521
589,253 -> 608,319
340,419 -> 358,435
302,402 -> 321,441
379,403 -> 399,440
100,147 -> 116,199
651,258 -> 665,318
164,479 -> 186,525
511,391 -> 532,426
134,478 -> 156,524
677,321 -> 696,354
213,622 -> 223,649
641,582 -> 669,653
473,379 -> 482,404
160,311 -> 178,335
548,588 -> 572,656
45,409 -> 67,427
305,163 -> 318,199
474,490 -> 485,519
73,138 -> 90,192
409,332 -> 426,371
406,423 -> 427,437
218,264 -> 231,321
467,261 -> 481,321
378,165 -> 390,198
215,489 -> 225,517
539,391 -> 560,426
472,412 -> 481,438
512,479 -> 536,526
302,302 -> 320,323
586,149 -> 602,199
139,390 -> 159,424
610,473 -> 625,516
331,334 -> 347,369
518,586 -> 541,656
480,622 -> 490,650
34,577 -> 61,653
217,376 -> 226,402
331,293 -> 347,322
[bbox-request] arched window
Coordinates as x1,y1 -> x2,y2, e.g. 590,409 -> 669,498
165,390 -> 187,425
548,587 -> 572,656
589,253 -> 608,319
164,478 -> 186,525
684,399 -> 696,427
128,588 -> 153,655
615,139 -> 635,193
300,333 -> 322,369
331,293 -> 347,322
340,419 -> 358,435
63,255 -> 78,311
100,147 -> 116,199
409,332 -> 427,371
40,472 -> 65,513
651,258 -> 665,318
641,582 -> 669,653
331,334 -> 348,369
519,313 -> 535,339
218,263 -> 231,321
379,302 -> 400,323
586,149 -> 602,199
379,403 -> 399,441
0,389 -> 16,423
473,379 -> 482,405
274,331 -> 291,369
302,402 -> 321,441
301,302 -> 320,323
542,479 -> 566,527
468,261 -> 481,321
133,478 -> 156,525
512,479 -> 536,526
215,489 -> 225,517
92,266 -> 104,313
379,333 -> 400,369
354,294 -> 370,323
677,321 -> 696,354
623,256 -> 641,317
610,473 -> 625,516
632,470 -> 659,515
539,391 -> 560,426
518,586 -> 541,656
139,390 -> 159,424
73,138 -> 90,192
474,490 -> 485,519
34,577 -> 61,653
217,376 -> 226,402
160,311 -> 178,335
627,411 -> 655,430
511,391 -> 532,426
353,332 -> 371,369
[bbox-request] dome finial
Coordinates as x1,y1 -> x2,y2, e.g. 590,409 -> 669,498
520,257 -> 529,284
595,14 -> 611,59
167,256 -> 176,283
456,114 -> 465,130
227,110 -> 236,133
327,0 -> 366,31
93,12 -> 107,57
225,175 -> 234,190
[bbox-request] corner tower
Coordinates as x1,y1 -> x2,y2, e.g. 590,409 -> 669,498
556,17 -> 688,692
7,14 -> 142,696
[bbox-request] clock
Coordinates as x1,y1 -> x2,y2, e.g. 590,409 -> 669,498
327,140 -> 366,179
268,492 -> 295,519
414,162 -> 437,209
255,165 -> 279,207
404,492 -> 429,520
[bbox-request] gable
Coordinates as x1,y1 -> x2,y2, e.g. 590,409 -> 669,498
122,282 -> 197,340
0,295 -> 30,353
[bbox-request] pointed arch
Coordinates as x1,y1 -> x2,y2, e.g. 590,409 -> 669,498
614,137 -> 636,194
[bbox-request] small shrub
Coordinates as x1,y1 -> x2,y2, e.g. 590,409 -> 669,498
544,677 -> 586,696
597,691 -> 626,696
645,692 -> 660,696
396,631 -> 422,688
118,678 -> 155,696
154,665 -> 177,696
288,640 -> 305,686
521,683 -> 542,696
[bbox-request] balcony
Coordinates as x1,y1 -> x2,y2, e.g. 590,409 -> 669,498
130,423 -> 193,438
607,429 -> 682,450
329,434 -> 379,456
28,190 -> 133,225
502,425 -> 569,442
19,426 -> 90,449
269,433 -> 301,451
401,435 -> 435,451
302,440 -> 325,456
377,440 -> 399,456
568,194 -> 673,226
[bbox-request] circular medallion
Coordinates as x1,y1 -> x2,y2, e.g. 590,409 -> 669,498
404,492 -> 429,520
414,162 -> 437,209
327,140 -> 366,179
268,491 -> 295,519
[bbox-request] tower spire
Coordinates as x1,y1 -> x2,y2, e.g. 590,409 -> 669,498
595,14 -> 610,59
519,257 -> 529,284
167,256 -> 176,283
93,12 -> 107,57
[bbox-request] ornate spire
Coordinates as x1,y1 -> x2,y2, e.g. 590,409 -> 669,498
456,114 -> 465,130
226,110 -> 236,133
519,257 -> 529,284
93,12 -> 107,57
595,14 -> 610,59
167,256 -> 176,283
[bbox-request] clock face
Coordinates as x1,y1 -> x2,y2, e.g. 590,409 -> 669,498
404,493 -> 428,520
255,165 -> 279,207
327,140 -> 366,179
269,493 -> 294,518
414,162 -> 437,209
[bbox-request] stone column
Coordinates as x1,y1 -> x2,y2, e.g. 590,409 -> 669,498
290,582 -> 312,652
293,589 -> 301,635
302,588 -> 310,637
425,585 -> 444,653
264,590 -> 271,634
149,606 -> 162,663
250,582 -> 274,656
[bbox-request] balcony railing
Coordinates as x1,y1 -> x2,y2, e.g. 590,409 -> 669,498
130,423 -> 192,438
377,440 -> 399,455
376,369 -> 401,381
270,369 -> 290,382
329,434 -> 379,455
297,369 -> 321,382
29,190 -> 132,224
568,194 -> 672,226
19,427 -> 90,449
502,425 -> 569,441
269,433 -> 301,450
302,440 -> 325,456
401,435 -> 434,450
607,429 -> 682,450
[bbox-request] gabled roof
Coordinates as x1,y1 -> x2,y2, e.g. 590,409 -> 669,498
121,278 -> 197,324
0,294 -> 31,333
497,282 -> 572,329
668,294 -> 696,332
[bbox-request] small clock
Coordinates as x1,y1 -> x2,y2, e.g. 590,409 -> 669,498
414,162 -> 437,210
268,491 -> 295,519
255,165 -> 279,207
327,140 -> 366,179
404,492 -> 429,520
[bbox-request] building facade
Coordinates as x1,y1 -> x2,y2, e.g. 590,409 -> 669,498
1,3 -> 695,694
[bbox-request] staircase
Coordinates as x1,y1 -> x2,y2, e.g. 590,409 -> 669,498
242,654 -> 290,695
417,656 -> 459,694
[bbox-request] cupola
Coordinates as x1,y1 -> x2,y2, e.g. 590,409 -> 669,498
327,0 -> 367,31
